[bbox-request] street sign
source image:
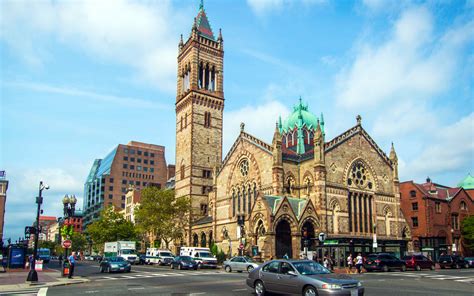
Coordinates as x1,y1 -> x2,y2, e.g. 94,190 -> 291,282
62,239 -> 72,249
372,242 -> 378,248
323,240 -> 338,246
318,232 -> 326,242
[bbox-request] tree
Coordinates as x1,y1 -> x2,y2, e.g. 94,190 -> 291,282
39,240 -> 57,251
70,232 -> 87,252
86,206 -> 137,250
135,188 -> 191,249
461,215 -> 474,253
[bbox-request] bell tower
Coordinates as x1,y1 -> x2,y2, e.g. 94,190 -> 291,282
175,1 -> 224,224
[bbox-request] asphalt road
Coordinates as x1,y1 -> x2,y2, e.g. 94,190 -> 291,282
40,260 -> 474,296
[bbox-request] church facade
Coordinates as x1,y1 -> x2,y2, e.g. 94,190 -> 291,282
175,3 -> 410,261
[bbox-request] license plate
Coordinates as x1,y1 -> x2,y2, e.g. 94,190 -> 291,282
120,267 -> 124,270
351,289 -> 358,296
442,261 -> 447,263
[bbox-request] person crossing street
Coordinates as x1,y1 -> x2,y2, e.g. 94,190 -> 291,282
68,252 -> 76,278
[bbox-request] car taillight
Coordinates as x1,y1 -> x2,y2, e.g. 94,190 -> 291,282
411,258 -> 415,264
375,259 -> 381,264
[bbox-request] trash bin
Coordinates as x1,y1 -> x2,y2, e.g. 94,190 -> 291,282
62,261 -> 70,277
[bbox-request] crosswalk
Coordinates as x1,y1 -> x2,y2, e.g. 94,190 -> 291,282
0,287 -> 47,296
95,270 -> 229,282
369,272 -> 474,284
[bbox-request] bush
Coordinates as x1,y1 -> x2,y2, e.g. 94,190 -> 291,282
211,243 -> 218,256
216,249 -> 226,264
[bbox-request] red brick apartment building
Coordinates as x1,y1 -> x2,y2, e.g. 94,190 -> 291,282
400,175 -> 474,260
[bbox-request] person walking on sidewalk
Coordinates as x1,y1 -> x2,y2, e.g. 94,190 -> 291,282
58,254 -> 63,267
355,253 -> 363,274
347,254 -> 353,273
68,252 -> 76,278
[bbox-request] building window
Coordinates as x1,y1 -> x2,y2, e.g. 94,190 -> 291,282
452,214 -> 459,230
122,179 -> 127,185
412,217 -> 419,228
151,153 -> 155,157
144,151 -> 149,156
130,165 -> 135,170
200,204 -> 208,216
142,182 -> 147,186
410,190 -> 416,198
204,111 -> 211,128
150,160 -> 155,165
412,202 -> 418,211
138,150 -> 142,155
130,157 -> 135,162
109,178 -> 114,183
460,201 -> 467,210
137,166 -> 142,171
202,170 -> 212,178
150,168 -> 154,172
121,188 -> 126,193
239,159 -> 249,176
144,167 -> 148,172
435,202 -> 441,213
123,164 -> 128,169
123,156 -> 128,161
121,204 -> 125,209
124,148 -> 129,153
202,186 -> 207,195
137,158 -> 142,163
108,194 -> 113,199
144,159 -> 148,164
135,181 -> 140,185
109,186 -> 113,191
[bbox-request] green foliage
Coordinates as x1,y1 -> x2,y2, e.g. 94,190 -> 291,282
210,243 -> 218,256
86,206 -> 138,249
461,215 -> 474,251
39,240 -> 57,251
216,249 -> 227,264
135,188 -> 191,249
61,224 -> 74,239
70,232 -> 88,252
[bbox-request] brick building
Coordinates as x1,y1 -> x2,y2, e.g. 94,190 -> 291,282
400,176 -> 474,260
82,141 -> 168,228
0,171 -> 8,244
174,3 -> 409,262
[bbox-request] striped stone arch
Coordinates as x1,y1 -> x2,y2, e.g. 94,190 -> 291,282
343,157 -> 379,192
298,216 -> 321,231
273,213 -> 298,233
382,205 -> 393,217
329,198 -> 341,211
226,150 -> 262,195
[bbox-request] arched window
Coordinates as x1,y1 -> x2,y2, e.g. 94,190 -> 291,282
208,231 -> 213,248
200,232 -> 207,247
304,176 -> 312,196
253,183 -> 257,202
248,185 -> 252,214
460,201 -> 467,210
288,133 -> 293,147
180,116 -> 183,131
410,190 -> 416,198
242,185 -> 246,213
193,233 -> 199,247
286,176 -> 295,194
347,160 -> 373,190
232,189 -> 236,217
180,164 -> 185,180
237,189 -> 241,213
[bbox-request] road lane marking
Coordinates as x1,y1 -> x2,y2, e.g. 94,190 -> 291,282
128,287 -> 145,290
455,277 -> 474,283
37,288 -> 48,296
232,289 -> 247,292
84,291 -> 100,294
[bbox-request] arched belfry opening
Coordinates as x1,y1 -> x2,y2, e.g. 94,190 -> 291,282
275,219 -> 292,258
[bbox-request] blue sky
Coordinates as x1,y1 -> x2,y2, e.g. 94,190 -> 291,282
1,0 -> 473,241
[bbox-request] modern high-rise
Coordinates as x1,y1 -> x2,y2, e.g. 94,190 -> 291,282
82,141 -> 169,228
0,171 -> 8,243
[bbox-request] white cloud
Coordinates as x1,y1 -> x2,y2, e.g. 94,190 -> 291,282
0,0 -> 188,92
223,100 -> 290,157
406,112 -> 474,179
247,0 -> 327,15
336,7 -> 474,108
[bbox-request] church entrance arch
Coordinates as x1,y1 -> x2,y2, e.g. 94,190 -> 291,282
301,220 -> 316,250
275,220 -> 292,259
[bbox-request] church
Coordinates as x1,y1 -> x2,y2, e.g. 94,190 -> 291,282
174,3 -> 410,262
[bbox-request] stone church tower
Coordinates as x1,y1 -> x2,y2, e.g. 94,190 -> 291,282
175,2 -> 224,241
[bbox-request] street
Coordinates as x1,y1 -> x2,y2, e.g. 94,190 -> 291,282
30,260 -> 473,295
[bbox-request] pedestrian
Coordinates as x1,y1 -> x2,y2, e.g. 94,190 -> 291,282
68,252 -> 76,279
58,254 -> 63,267
355,253 -> 363,274
347,253 -> 353,274
323,255 -> 328,268
29,255 -> 34,270
283,253 -> 289,259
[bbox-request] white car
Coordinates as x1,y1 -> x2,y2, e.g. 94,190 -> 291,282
223,256 -> 259,273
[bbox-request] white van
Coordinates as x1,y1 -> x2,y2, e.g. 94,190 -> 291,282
145,248 -> 175,265
179,247 -> 217,269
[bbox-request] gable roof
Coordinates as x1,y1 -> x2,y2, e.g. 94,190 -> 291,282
195,2 -> 215,40
325,124 -> 392,166
263,195 -> 308,219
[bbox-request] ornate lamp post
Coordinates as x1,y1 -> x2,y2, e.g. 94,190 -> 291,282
26,181 -> 49,283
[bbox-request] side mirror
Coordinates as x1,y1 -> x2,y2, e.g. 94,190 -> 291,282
287,271 -> 297,276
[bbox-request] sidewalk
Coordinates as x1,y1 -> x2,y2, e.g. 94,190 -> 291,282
0,269 -> 89,292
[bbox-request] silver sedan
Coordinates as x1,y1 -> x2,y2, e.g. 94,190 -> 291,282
246,259 -> 364,296
223,256 -> 260,273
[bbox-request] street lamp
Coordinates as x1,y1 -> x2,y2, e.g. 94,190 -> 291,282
26,181 -> 49,283
61,194 -> 77,264
451,228 -> 455,254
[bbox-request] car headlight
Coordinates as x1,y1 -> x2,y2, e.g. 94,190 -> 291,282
357,282 -> 362,287
322,284 -> 342,290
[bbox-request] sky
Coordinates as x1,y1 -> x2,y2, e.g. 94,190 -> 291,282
1,0 -> 473,241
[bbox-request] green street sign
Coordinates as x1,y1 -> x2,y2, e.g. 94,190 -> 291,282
323,240 -> 338,246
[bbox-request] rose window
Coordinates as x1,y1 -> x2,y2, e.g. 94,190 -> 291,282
240,159 -> 249,176
347,161 -> 373,190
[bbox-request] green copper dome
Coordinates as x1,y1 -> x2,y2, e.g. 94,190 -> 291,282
279,98 -> 322,133
458,173 -> 474,190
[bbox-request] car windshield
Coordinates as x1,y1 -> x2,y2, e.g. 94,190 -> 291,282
367,255 -> 378,260
110,257 -> 126,262
160,252 -> 173,257
464,257 -> 474,260
244,257 -> 255,263
198,252 -> 212,258
181,256 -> 192,262
439,256 -> 451,260
401,256 -> 412,260
121,250 -> 135,255
292,261 -> 331,275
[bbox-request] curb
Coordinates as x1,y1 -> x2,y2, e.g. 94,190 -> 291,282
0,278 -> 90,293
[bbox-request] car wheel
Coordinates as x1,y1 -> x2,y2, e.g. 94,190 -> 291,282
197,263 -> 202,269
225,265 -> 232,273
254,280 -> 266,296
247,265 -> 254,272
415,265 -> 421,271
401,265 -> 407,272
303,285 -> 318,296
430,265 -> 435,271
382,265 -> 389,272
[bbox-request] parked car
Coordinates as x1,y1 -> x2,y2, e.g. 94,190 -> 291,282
170,256 -> 198,270
84,255 -> 94,261
464,257 -> 474,268
247,259 -> 364,296
364,253 -> 406,272
99,256 -> 131,273
438,255 -> 469,269
402,254 -> 435,271
223,256 -> 259,273
92,255 -> 103,262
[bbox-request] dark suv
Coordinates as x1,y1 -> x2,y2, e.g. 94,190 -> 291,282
438,255 -> 469,269
364,253 -> 406,272
402,255 -> 435,271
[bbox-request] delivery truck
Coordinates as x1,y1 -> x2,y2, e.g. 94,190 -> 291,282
104,241 -> 137,264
